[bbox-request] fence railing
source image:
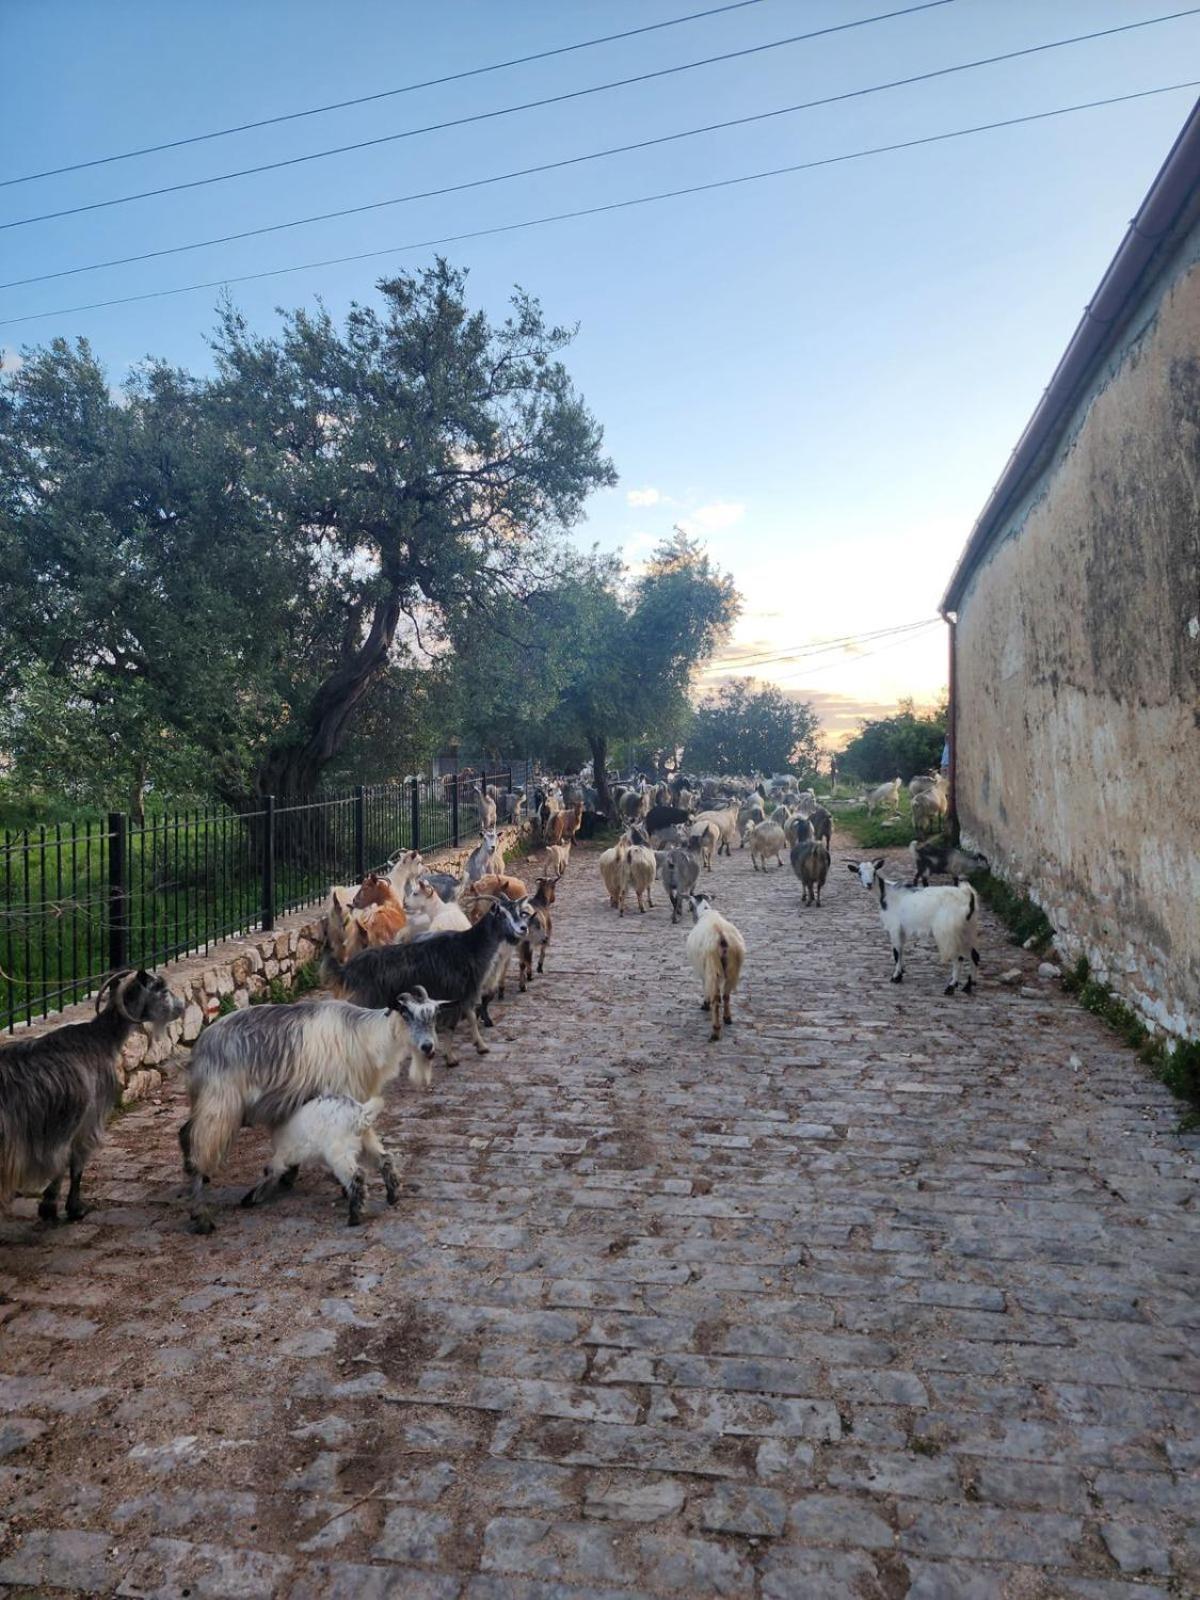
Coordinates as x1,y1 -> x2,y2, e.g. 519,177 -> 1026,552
2,763 -> 528,1032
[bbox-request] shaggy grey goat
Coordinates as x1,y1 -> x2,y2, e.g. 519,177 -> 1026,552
791,839 -> 831,906
661,843 -> 702,924
180,992 -> 441,1234
1,969 -> 183,1222
322,899 -> 528,1065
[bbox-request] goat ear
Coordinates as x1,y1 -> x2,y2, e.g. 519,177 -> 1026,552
873,858 -> 885,870
846,862 -> 860,874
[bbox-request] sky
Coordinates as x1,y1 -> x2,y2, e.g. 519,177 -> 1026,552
3,0 -> 1197,747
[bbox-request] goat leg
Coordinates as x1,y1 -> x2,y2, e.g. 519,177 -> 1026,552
241,1166 -> 283,1208
469,1009 -> 491,1055
38,1175 -> 62,1224
362,1129 -> 400,1206
65,1152 -> 89,1222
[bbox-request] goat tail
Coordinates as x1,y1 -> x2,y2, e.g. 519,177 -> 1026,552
319,948 -> 346,993
718,934 -> 729,978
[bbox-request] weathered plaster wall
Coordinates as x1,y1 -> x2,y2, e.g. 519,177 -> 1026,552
956,222 -> 1200,1039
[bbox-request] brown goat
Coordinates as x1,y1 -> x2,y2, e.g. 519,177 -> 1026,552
517,876 -> 560,992
349,873 -> 408,945
461,873 -> 530,924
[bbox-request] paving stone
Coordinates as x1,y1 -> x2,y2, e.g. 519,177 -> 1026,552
116,1538 -> 292,1597
695,1482 -> 787,1536
0,1529 -> 126,1592
1099,1521 -> 1172,1575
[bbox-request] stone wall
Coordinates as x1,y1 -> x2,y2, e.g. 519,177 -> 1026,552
954,216 -> 1200,1040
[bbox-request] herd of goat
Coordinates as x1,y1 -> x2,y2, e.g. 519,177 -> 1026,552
1,771 -> 991,1236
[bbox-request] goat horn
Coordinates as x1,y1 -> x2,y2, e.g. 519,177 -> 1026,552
95,969 -> 135,1015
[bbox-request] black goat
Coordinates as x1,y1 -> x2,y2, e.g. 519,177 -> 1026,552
0,970 -> 183,1222
322,899 -> 528,1066
643,804 -> 692,841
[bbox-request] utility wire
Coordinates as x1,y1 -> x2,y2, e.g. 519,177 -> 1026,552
771,621 -> 943,683
4,79 -> 1193,332
4,5 -> 1194,233
0,1 -> 956,189
706,618 -> 940,672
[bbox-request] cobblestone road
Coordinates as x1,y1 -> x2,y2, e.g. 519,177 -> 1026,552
2,835 -> 1198,1599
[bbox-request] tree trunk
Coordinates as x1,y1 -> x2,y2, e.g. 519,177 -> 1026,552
129,755 -> 147,825
588,734 -> 613,821
242,589 -> 403,801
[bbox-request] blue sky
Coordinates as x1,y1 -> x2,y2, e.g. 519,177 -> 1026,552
3,0 -> 1197,743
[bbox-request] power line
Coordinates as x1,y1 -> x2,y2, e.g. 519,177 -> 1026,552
0,1 -> 788,188
4,5 -> 1193,234
771,621 -> 944,683
706,618 -> 941,672
4,79 -> 1193,332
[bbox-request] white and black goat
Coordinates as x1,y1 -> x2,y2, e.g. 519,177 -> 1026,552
908,838 -> 990,887
848,859 -> 981,993
322,899 -> 528,1065
1,969 -> 183,1222
180,992 -> 443,1232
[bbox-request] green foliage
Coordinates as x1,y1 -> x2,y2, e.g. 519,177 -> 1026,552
831,791 -> 917,849
970,871 -> 1054,951
683,678 -> 820,778
216,993 -> 238,1018
1,264 -> 615,803
840,698 -> 948,783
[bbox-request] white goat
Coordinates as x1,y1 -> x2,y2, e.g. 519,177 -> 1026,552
747,819 -> 787,872
241,1095 -> 387,1227
848,859 -> 981,993
685,893 -> 746,1042
404,878 -> 472,937
866,778 -> 902,814
619,836 -> 656,915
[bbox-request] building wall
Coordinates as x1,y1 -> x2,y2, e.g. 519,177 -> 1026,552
955,219 -> 1200,1039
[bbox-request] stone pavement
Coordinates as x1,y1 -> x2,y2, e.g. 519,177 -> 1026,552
1,834 -> 1198,1599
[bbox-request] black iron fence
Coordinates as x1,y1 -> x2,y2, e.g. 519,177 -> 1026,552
1,764 -> 530,1032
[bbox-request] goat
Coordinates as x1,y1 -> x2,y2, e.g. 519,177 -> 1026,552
908,838 -> 990,887
795,789 -> 817,818
461,873 -> 530,923
515,875 -> 560,991
736,799 -> 764,844
542,841 -> 571,878
403,879 -> 472,936
661,843 -> 702,924
848,859 -> 981,993
475,786 -> 498,831
619,832 -> 656,915
598,844 -> 625,908
241,1095 -> 387,1227
908,773 -> 941,796
867,778 -> 902,814
180,991 -> 442,1233
790,839 -> 831,905
687,818 -> 722,872
911,786 -> 948,838
322,899 -> 528,1064
1,970 -> 183,1222
465,830 -> 502,884
386,849 -> 427,898
644,804 -> 692,844
784,813 -> 814,849
693,804 -> 739,858
747,819 -> 787,872
324,891 -> 368,963
685,894 -> 746,1043
350,873 -> 408,946
808,804 -> 833,852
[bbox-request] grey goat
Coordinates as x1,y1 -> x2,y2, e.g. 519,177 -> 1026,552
661,843 -> 702,924
790,839 -> 831,906
1,969 -> 183,1222
908,837 -> 990,886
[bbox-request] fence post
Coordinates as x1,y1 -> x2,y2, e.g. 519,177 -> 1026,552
354,785 -> 367,880
451,771 -> 460,848
262,796 -> 276,933
410,777 -> 421,854
107,812 -> 128,973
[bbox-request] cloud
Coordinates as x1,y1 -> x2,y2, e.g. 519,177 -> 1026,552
680,501 -> 745,534
626,486 -> 663,508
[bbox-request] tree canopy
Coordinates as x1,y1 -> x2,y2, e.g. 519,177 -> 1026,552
683,679 -> 821,779
839,698 -> 947,783
0,263 -> 615,803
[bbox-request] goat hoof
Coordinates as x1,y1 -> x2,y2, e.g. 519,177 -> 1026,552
279,1165 -> 300,1190
708,1031 -> 721,1043
240,1189 -> 258,1209
347,1211 -> 365,1228
964,979 -> 974,993
66,1204 -> 90,1223
190,1214 -> 216,1236
475,1041 -> 491,1055
944,982 -> 958,995
385,1185 -> 399,1207
37,1203 -> 59,1223
891,974 -> 904,984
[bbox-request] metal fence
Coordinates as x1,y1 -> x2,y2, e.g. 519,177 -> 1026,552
1,764 -> 528,1033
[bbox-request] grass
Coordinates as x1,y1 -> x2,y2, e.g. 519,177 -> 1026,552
1061,956 -> 1200,1130
829,790 -> 918,850
970,871 -> 1055,953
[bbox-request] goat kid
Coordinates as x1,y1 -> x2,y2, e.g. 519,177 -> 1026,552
241,1094 -> 387,1227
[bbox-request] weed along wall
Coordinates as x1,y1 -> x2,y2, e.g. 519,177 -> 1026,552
950,208 -> 1200,1041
